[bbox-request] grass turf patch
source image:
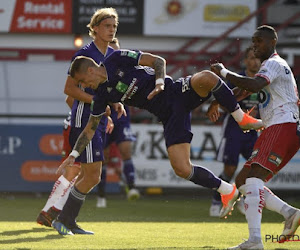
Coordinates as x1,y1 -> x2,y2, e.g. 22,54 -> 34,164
0,194 -> 300,249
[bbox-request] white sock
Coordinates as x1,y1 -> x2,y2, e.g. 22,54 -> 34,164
42,175 -> 70,212
231,108 -> 244,122
243,185 -> 295,220
264,186 -> 289,216
217,180 -> 234,195
280,204 -> 297,220
53,176 -> 77,210
244,177 -> 265,241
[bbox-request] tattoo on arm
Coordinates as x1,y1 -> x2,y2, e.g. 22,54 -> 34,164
74,132 -> 91,154
153,57 -> 166,79
73,115 -> 101,154
90,115 -> 101,131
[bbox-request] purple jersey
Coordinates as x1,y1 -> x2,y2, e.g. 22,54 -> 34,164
92,49 -> 211,147
70,42 -> 114,131
68,42 -> 114,163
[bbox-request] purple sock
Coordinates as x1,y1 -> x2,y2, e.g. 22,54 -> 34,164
58,186 -> 85,228
188,165 -> 221,189
211,79 -> 239,113
123,159 -> 135,189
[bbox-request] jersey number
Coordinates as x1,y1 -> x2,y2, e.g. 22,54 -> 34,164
182,79 -> 190,93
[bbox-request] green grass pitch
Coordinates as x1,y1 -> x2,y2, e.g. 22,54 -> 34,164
1,192 -> 300,249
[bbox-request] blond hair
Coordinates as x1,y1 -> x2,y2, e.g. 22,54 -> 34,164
87,8 -> 119,38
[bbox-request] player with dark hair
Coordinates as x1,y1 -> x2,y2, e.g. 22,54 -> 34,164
55,45 -> 264,236
211,25 -> 300,249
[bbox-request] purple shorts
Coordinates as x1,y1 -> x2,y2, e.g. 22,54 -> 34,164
163,76 -> 211,148
105,106 -> 135,147
69,127 -> 105,163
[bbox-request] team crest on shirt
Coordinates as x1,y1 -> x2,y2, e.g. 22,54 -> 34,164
248,149 -> 259,161
268,152 -> 282,166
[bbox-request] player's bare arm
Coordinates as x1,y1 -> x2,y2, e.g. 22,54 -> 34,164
64,75 -> 94,103
139,52 -> 167,100
210,63 -> 268,93
75,115 -> 101,151
56,114 -> 101,175
65,95 -> 74,109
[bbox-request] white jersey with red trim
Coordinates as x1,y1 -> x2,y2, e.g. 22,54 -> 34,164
255,53 -> 299,128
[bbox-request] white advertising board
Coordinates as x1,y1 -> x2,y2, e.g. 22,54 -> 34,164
144,0 -> 257,38
131,124 -> 300,189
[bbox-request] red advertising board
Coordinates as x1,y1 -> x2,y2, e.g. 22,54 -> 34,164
10,0 -> 72,33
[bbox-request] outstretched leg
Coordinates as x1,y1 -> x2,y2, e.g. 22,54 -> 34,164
167,143 -> 238,201
190,71 -> 263,130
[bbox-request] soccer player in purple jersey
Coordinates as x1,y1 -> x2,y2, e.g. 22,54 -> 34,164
55,49 -> 264,236
49,8 -> 121,235
96,38 -> 140,208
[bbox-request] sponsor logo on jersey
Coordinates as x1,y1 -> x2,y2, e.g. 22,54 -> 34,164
116,81 -> 128,93
258,89 -> 270,108
120,50 -> 138,59
268,152 -> 282,166
121,78 -> 138,102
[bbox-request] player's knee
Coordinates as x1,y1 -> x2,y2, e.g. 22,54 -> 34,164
64,166 -> 80,181
198,70 -> 218,82
171,162 -> 190,178
192,70 -> 219,92
89,174 -> 101,186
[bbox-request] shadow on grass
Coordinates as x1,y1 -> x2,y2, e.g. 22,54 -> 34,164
0,227 -> 51,236
0,227 -> 63,244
